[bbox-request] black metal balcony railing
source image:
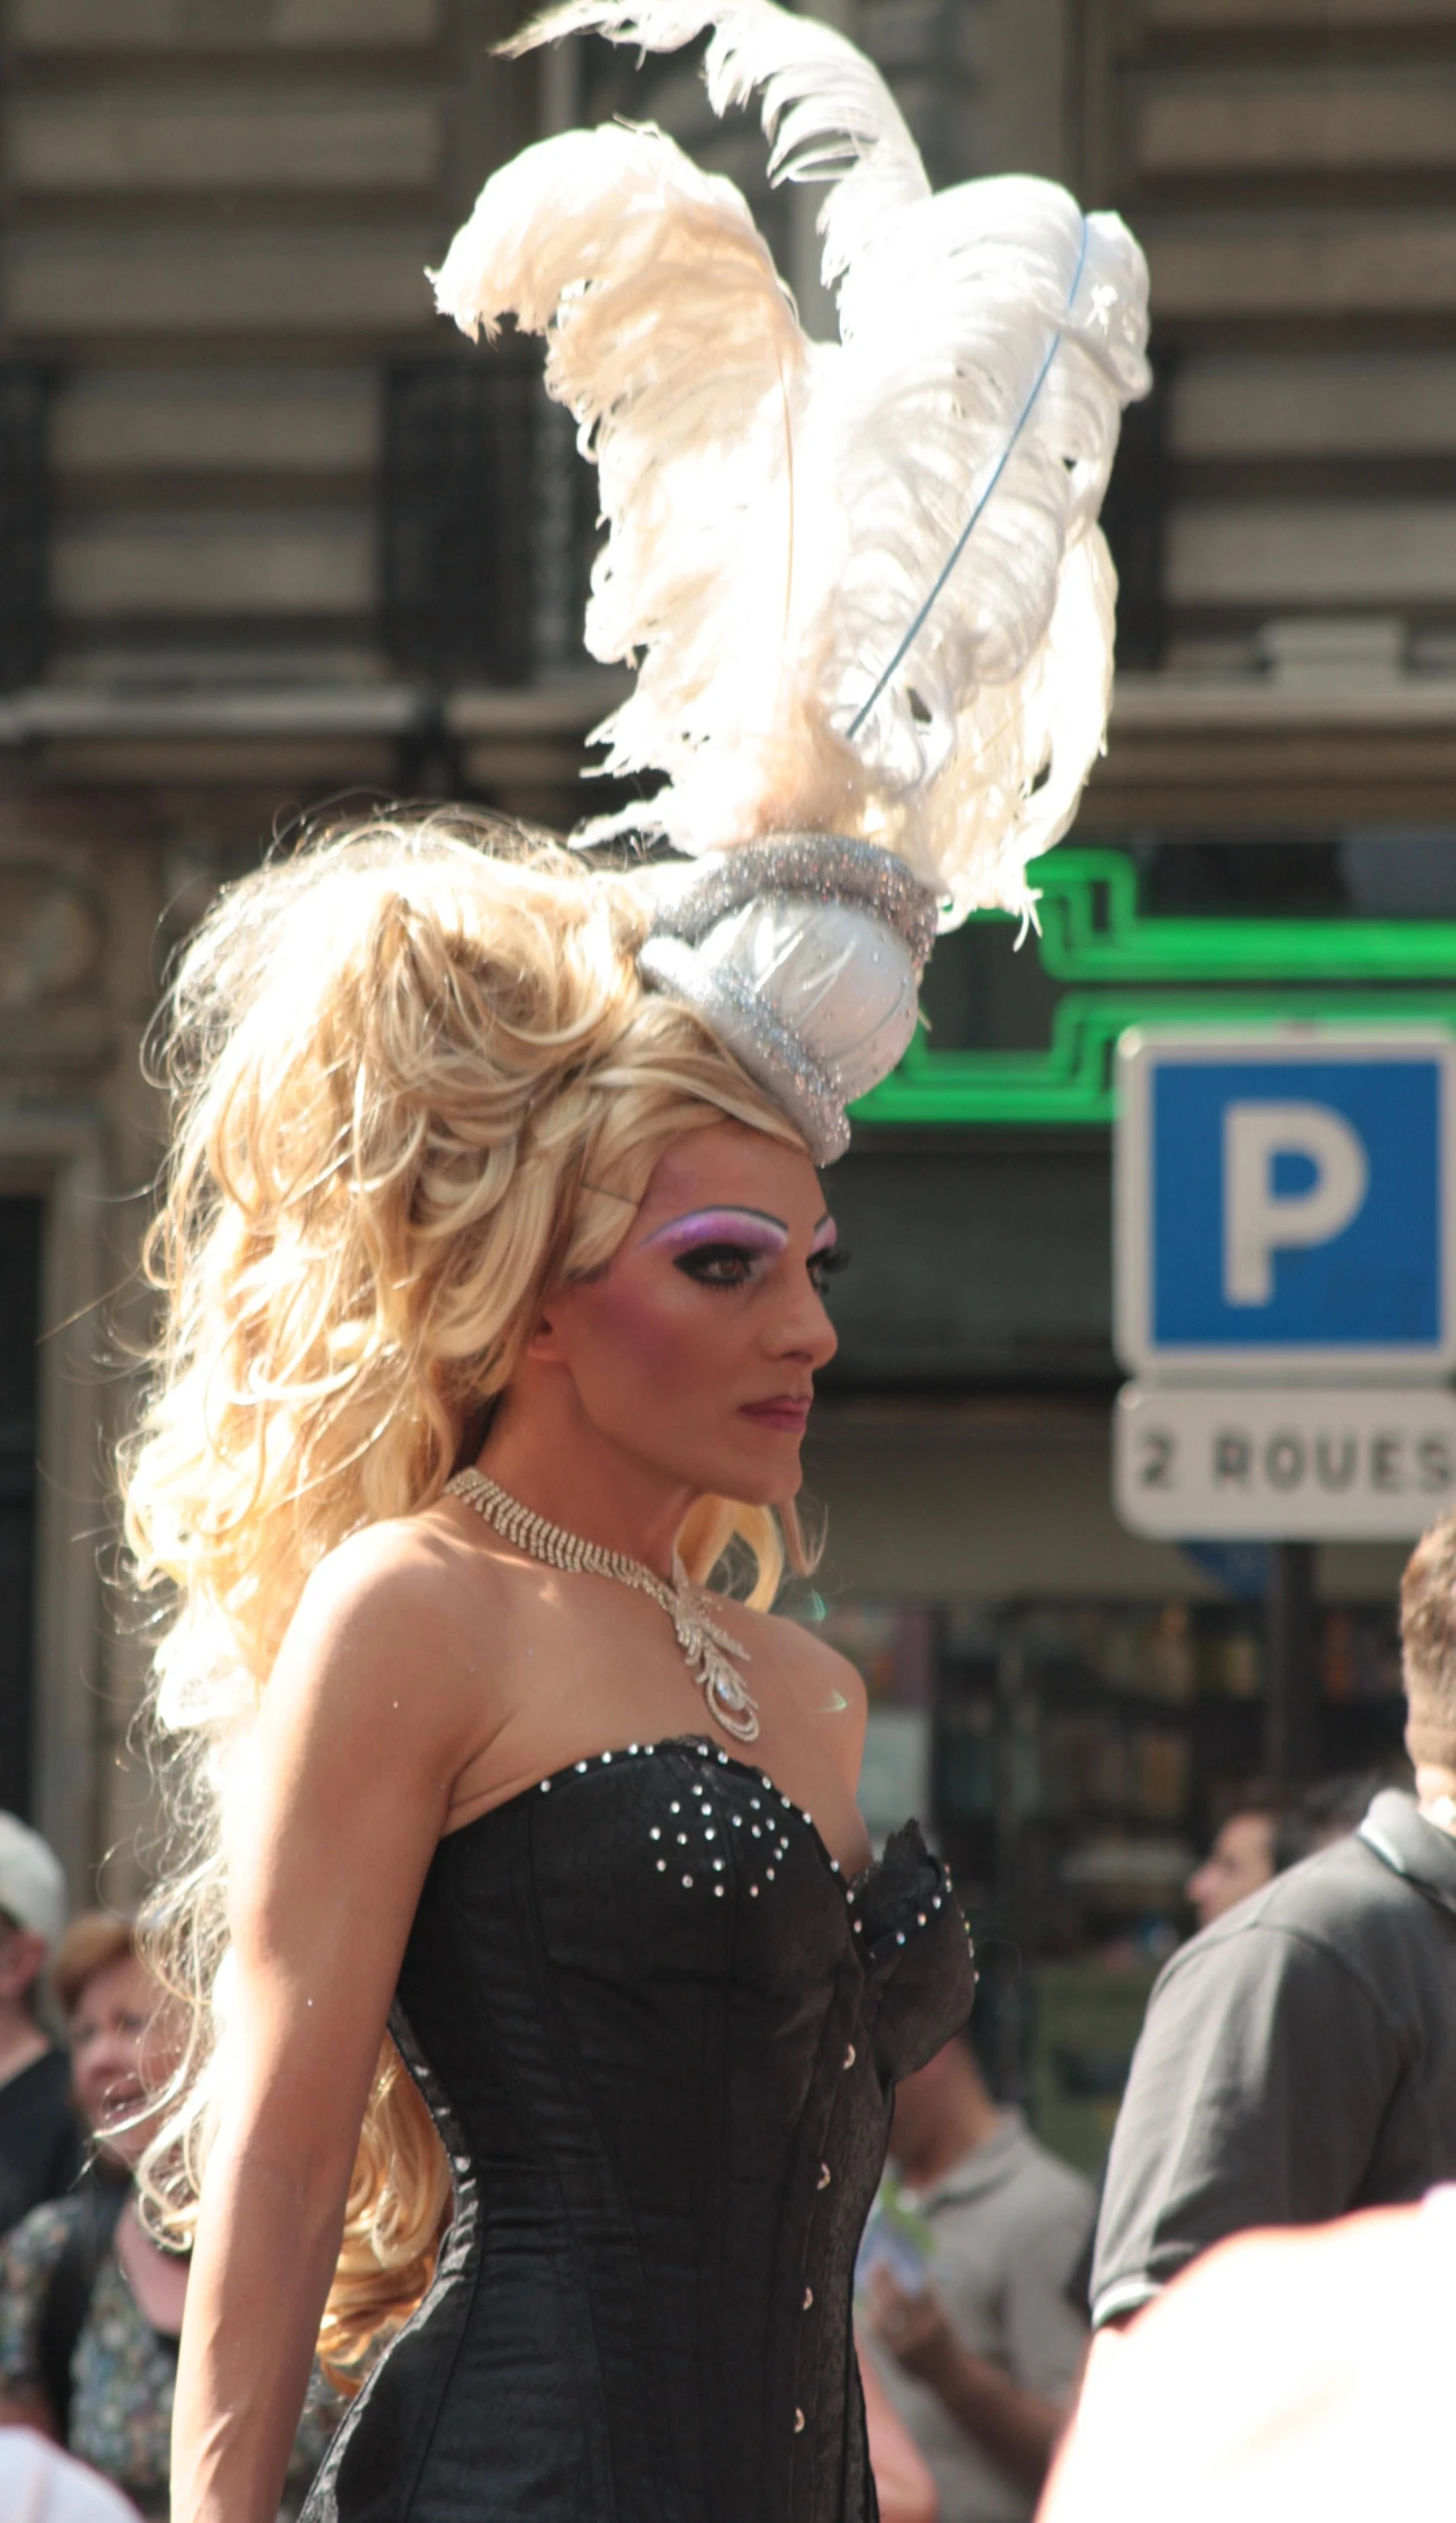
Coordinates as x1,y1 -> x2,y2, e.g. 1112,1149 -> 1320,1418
0,365 -> 51,694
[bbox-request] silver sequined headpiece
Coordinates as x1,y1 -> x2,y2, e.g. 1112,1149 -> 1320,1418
637,836 -> 938,1165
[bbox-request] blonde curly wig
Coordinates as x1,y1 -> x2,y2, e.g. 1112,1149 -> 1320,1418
122,809 -> 810,2381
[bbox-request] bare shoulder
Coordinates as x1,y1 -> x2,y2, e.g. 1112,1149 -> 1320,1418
266,1504 -> 507,1757
277,1519 -> 437,1678
722,1602 -> 868,1801
731,1601 -> 867,1719
290,1504 -> 488,1636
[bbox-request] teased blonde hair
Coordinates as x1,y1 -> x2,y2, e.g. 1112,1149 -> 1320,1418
123,809 -> 810,2379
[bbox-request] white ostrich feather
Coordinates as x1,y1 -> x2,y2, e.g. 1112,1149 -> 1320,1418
436,0 -> 1149,926
432,118 -> 810,853
511,1 -> 931,291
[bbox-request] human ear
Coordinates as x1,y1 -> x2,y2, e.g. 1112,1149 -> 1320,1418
524,1290 -> 573,1366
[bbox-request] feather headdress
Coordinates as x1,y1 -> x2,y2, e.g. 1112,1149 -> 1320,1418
432,0 -> 1149,929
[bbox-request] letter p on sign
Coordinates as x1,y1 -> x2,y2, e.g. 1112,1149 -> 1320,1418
1223,1104 -> 1369,1306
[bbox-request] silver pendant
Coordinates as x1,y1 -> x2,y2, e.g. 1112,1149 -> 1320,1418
672,1589 -> 759,1745
704,1664 -> 761,1744
446,1470 -> 762,1747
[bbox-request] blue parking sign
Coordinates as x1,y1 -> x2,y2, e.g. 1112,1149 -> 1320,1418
1114,1029 -> 1456,1378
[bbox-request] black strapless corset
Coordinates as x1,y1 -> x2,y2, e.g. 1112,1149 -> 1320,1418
304,1737 -> 976,2523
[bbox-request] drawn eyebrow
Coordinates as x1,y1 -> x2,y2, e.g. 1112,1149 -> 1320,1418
641,1206 -> 790,1253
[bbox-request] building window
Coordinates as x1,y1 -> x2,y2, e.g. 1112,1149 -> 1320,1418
1099,361 -> 1168,673
0,366 -> 51,693
382,353 -> 597,687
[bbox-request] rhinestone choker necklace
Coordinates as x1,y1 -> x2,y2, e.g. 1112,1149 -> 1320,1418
444,1467 -> 760,1745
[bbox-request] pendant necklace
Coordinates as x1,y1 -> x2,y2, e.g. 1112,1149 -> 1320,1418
444,1467 -> 760,1745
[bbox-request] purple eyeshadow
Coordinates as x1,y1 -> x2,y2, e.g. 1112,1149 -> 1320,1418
642,1207 -> 790,1257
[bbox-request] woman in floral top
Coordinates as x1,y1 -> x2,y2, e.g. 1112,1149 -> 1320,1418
0,1915 -> 336,2520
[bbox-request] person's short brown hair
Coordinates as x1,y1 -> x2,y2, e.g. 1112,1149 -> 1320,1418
50,1913 -> 135,2019
1400,1514 -> 1456,1770
1210,1781 -> 1316,1874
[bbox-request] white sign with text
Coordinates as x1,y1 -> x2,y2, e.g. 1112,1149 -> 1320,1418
1113,1382 -> 1456,1540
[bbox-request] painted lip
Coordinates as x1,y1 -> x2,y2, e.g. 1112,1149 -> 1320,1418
739,1394 -> 813,1433
94,2092 -> 143,2122
84,2078 -> 144,2119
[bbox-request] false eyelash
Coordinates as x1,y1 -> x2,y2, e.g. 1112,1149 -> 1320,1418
812,1247 -> 852,1278
672,1241 -> 765,1281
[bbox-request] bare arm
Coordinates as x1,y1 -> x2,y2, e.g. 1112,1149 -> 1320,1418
857,2340 -> 939,2523
170,1536 -> 483,2523
867,2269 -> 1067,2492
914,2333 -> 1063,2489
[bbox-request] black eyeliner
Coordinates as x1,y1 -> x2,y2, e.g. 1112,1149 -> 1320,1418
671,1241 -> 760,1282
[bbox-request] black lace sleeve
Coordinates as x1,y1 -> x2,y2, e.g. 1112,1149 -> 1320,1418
856,1821 -> 979,2082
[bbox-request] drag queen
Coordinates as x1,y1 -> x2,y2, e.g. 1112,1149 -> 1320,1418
125,8 -> 1147,2519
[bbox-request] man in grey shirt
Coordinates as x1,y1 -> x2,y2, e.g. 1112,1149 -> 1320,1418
864,2033 -> 1093,2523
1091,1511 -> 1456,2334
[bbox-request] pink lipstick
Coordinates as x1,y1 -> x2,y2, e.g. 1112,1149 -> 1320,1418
740,1395 -> 813,1433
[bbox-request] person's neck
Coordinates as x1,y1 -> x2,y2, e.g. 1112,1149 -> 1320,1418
0,2000 -> 49,2091
477,1391 -> 696,1583
896,2088 -> 1005,2191
1415,1763 -> 1456,1836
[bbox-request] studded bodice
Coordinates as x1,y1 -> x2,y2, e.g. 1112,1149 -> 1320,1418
303,1738 -> 977,2523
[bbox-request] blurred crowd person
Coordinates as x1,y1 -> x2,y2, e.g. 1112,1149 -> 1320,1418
864,2033 -> 1092,2523
1184,1765 -> 1400,1933
1090,1516 -> 1456,2336
1183,1786 -> 1309,1931
0,1913 -> 337,2520
0,1817 -> 80,2238
0,1915 -> 191,2515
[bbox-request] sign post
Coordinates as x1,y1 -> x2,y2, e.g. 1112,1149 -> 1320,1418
1112,1027 -> 1456,1780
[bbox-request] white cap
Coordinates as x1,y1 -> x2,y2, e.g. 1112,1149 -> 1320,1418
0,1812 -> 67,1949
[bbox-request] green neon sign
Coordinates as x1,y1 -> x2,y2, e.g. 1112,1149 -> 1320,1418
852,849 -> 1456,1130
